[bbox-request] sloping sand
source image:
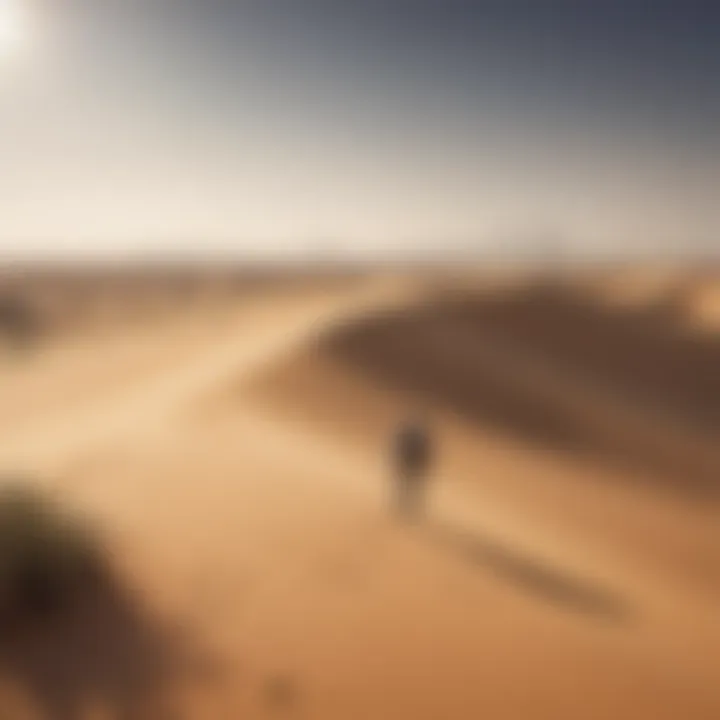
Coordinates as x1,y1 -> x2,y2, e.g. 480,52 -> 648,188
0,272 -> 718,719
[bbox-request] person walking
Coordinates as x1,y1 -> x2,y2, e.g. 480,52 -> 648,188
390,414 -> 434,520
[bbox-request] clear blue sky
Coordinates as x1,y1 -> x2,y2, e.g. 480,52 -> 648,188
1,0 -> 718,258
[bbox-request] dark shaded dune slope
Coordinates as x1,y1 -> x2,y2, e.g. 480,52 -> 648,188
263,280 -> 720,503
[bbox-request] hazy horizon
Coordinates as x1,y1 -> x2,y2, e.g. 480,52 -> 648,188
1,1 -> 719,259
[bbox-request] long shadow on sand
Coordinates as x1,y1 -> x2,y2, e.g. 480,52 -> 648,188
0,579 -> 222,720
322,277 -> 720,503
426,521 -> 634,623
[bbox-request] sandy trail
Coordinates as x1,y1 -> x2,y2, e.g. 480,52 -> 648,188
0,280 -> 718,719
0,279 -> 410,474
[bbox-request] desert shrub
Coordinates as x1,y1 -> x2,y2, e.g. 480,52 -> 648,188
0,480 -> 108,624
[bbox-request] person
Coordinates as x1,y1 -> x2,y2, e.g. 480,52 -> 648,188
0,293 -> 38,352
390,414 -> 434,520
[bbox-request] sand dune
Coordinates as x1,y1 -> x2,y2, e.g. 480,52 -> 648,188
252,277 -> 720,497
0,270 -> 718,719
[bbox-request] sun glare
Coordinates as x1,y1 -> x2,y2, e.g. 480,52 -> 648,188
0,0 -> 26,59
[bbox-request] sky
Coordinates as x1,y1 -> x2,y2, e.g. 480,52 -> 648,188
0,0 -> 719,260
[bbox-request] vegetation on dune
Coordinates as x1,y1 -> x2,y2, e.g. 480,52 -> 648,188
0,479 -> 217,719
0,479 -> 109,625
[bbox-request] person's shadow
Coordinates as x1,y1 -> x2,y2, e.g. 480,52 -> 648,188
425,520 -> 635,624
0,579 -> 223,720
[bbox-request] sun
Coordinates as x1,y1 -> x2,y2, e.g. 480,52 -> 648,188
0,0 -> 26,59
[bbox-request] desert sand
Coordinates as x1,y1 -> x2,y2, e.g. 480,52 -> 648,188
0,267 -> 718,719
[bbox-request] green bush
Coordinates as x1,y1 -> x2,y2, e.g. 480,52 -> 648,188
0,480 -> 108,624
